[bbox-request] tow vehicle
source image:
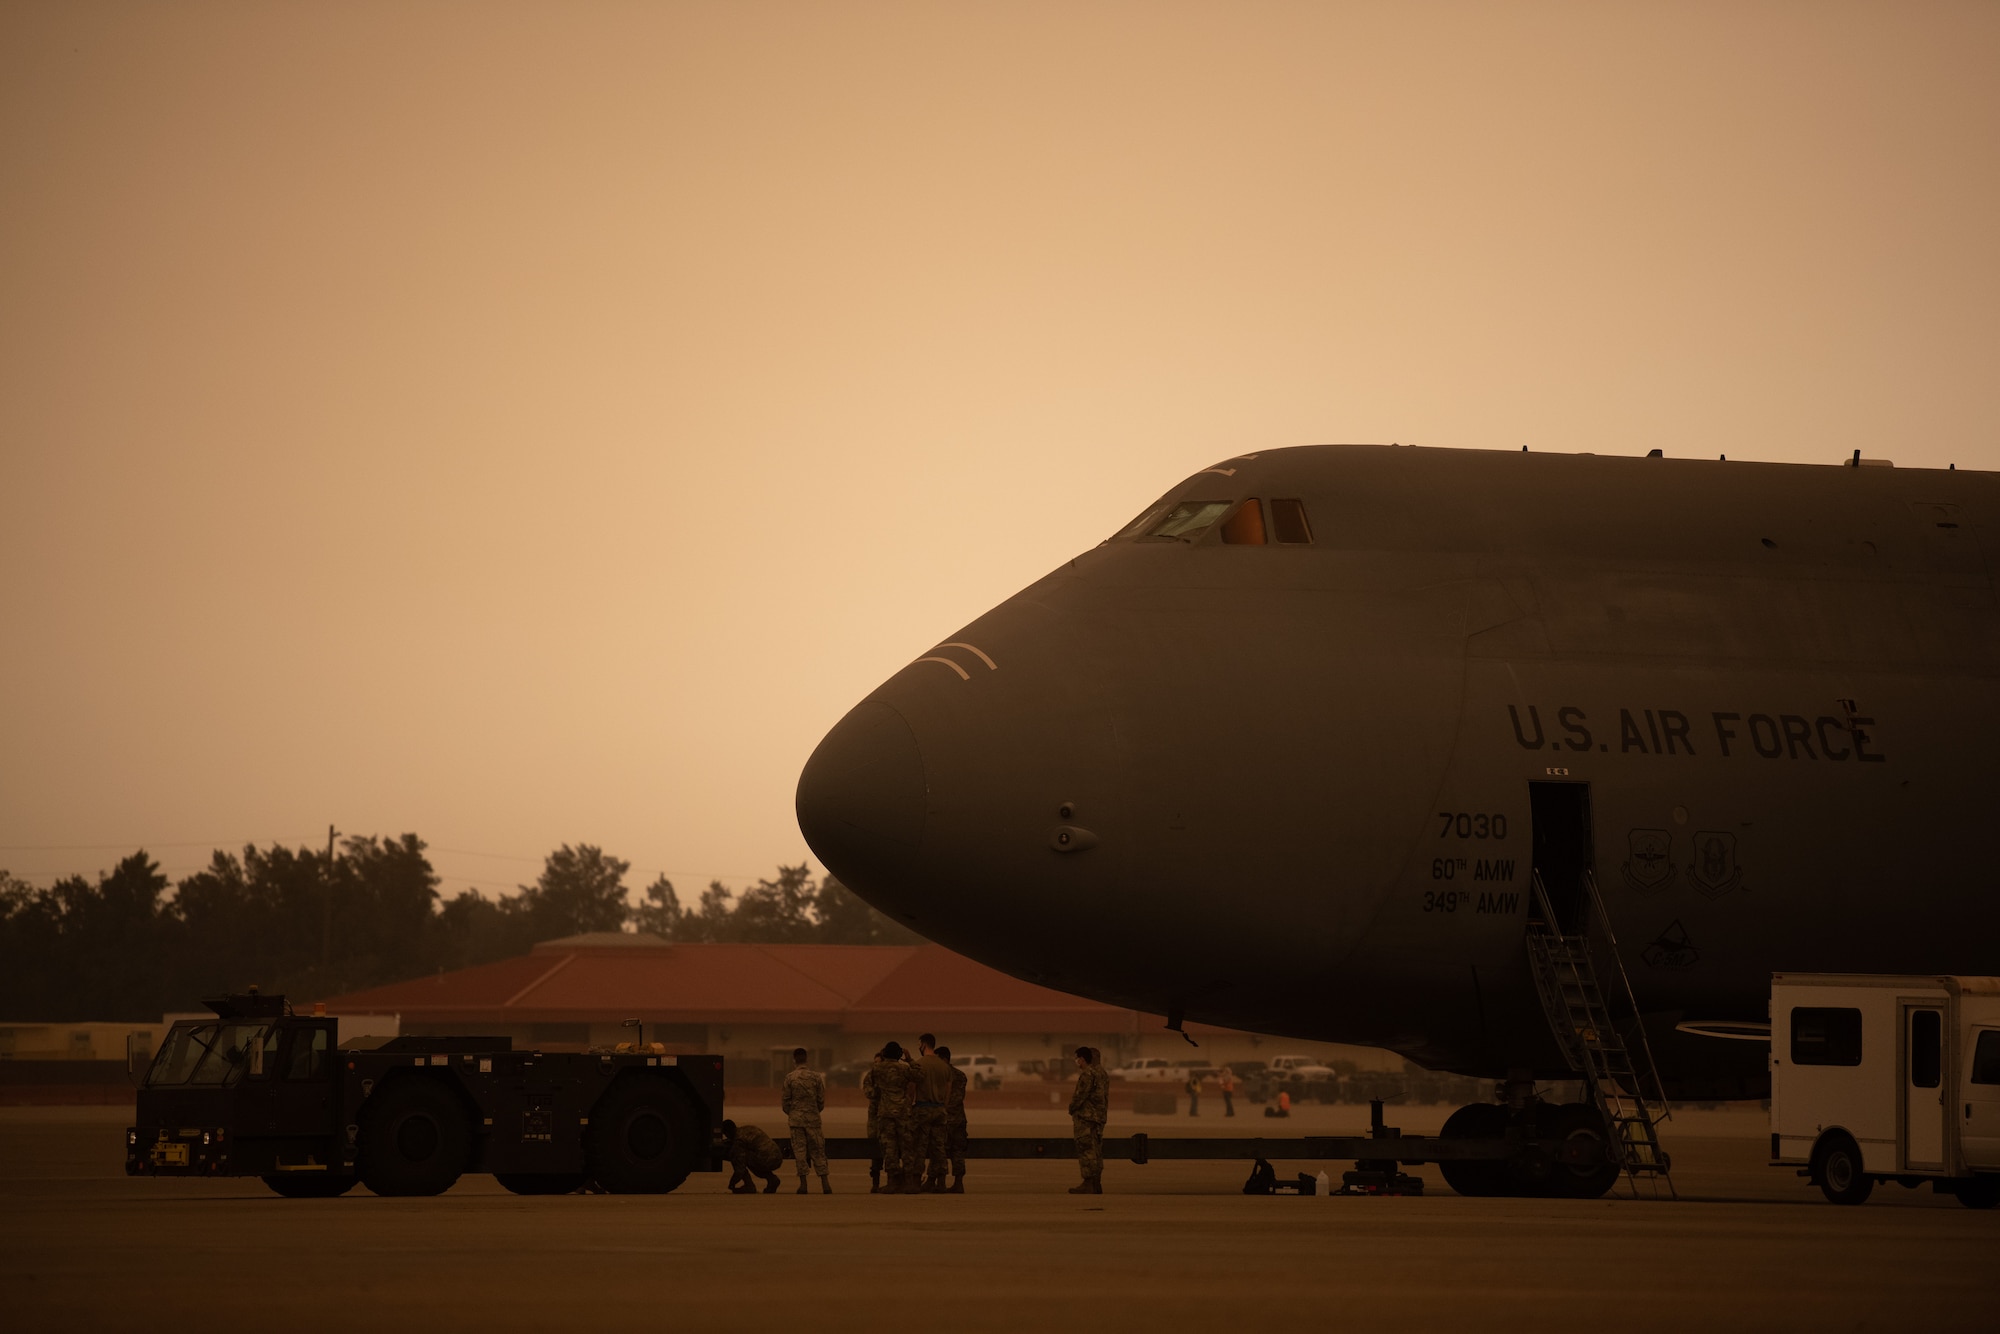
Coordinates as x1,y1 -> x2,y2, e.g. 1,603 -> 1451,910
126,990 -> 723,1197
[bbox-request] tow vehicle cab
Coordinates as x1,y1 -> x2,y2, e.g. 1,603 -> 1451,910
127,990 -> 338,1179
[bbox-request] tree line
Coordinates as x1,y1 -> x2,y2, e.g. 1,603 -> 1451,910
0,836 -> 914,1022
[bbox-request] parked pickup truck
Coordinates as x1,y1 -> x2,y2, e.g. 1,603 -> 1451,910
1107,1058 -> 1187,1082
951,1053 -> 1006,1091
1264,1054 -> 1338,1082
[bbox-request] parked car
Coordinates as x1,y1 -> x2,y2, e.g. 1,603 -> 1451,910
1265,1054 -> 1338,1082
952,1052 -> 1006,1091
1108,1057 -> 1188,1082
1015,1058 -> 1061,1080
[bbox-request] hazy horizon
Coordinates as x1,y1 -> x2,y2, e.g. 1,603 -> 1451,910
4,1 -> 1996,904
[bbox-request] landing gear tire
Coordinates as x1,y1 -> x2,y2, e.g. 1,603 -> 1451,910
588,1077 -> 700,1194
495,1173 -> 588,1196
359,1077 -> 472,1197
1545,1102 -> 1621,1200
1814,1133 -> 1873,1206
1953,1174 -> 2000,1210
261,1172 -> 356,1198
1438,1102 -> 1511,1197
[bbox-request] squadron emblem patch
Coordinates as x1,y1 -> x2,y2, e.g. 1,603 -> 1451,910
1687,831 -> 1743,897
1621,828 -> 1677,894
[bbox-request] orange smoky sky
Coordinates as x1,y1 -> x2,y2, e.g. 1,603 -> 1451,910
2,1 -> 1996,901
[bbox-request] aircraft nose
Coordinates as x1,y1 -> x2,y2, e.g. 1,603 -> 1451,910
796,699 -> 928,860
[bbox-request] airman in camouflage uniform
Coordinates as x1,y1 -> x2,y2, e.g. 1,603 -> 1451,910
1068,1046 -> 1108,1193
870,1041 -> 919,1193
861,1057 -> 883,1192
722,1119 -> 783,1194
913,1033 -> 953,1193
937,1045 -> 969,1193
782,1047 -> 831,1194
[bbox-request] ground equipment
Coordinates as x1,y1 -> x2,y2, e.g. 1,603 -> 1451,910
127,991 -> 723,1197
790,1098 -> 1609,1195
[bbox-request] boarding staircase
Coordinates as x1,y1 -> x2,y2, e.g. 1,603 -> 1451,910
1525,870 -> 1676,1198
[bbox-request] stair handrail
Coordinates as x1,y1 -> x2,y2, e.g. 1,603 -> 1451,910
1524,870 -> 1590,1076
1580,869 -> 1673,1125
1523,868 -> 1675,1193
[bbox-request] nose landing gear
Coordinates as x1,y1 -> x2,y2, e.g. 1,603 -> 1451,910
1437,1098 -> 1622,1199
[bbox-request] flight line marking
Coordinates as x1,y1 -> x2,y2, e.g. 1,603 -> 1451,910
915,656 -> 971,680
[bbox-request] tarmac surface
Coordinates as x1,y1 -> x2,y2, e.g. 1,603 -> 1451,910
5,1102 -> 1995,1332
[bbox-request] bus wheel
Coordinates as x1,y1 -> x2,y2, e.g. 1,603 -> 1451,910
1813,1133 -> 1873,1206
1954,1175 -> 2000,1210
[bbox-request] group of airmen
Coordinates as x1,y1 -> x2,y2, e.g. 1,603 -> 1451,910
860,1036 -> 967,1193
719,1042 -> 1113,1194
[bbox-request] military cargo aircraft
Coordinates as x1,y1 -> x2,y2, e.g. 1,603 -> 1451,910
796,444 -> 1998,1125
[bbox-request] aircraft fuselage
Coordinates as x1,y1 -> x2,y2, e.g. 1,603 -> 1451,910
797,445 -> 1999,1097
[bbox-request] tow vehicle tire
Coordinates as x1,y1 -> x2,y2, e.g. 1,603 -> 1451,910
588,1077 -> 700,1194
495,1173 -> 588,1196
359,1078 -> 473,1197
1544,1103 -> 1621,1200
1813,1133 -> 1873,1206
261,1172 -> 357,1199
1953,1174 -> 2000,1210
1437,1102 -> 1511,1197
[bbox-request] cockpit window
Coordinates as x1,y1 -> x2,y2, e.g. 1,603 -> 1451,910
1111,502 -> 1169,541
1270,498 -> 1312,544
1143,500 -> 1232,541
1220,500 -> 1266,545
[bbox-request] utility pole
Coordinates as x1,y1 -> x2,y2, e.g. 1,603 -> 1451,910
320,823 -> 339,979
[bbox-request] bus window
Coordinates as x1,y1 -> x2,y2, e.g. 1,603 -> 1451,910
1791,1007 -> 1862,1066
1270,498 -> 1312,544
1220,500 -> 1266,545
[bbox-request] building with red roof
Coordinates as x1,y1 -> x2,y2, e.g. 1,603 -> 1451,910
324,933 -> 1396,1086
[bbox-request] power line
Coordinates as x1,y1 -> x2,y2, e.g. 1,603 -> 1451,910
0,837 -> 319,852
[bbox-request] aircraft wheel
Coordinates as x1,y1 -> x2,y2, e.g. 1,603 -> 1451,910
360,1078 -> 472,1196
1813,1133 -> 1873,1206
1497,1102 -> 1564,1197
495,1173 -> 588,1196
588,1077 -> 700,1194
1545,1103 -> 1621,1199
261,1172 -> 356,1199
1438,1102 -> 1510,1197
1953,1174 -> 2000,1210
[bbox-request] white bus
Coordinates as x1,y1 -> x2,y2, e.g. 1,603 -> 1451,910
1770,973 -> 2000,1208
